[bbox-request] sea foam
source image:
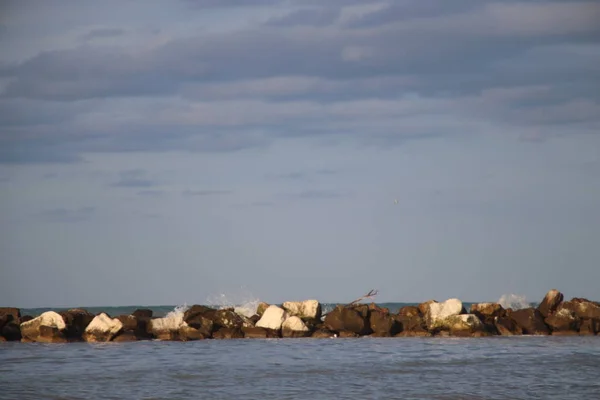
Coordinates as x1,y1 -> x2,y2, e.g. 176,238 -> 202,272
498,294 -> 531,310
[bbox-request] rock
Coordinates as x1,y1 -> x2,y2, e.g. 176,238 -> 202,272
281,316 -> 310,338
369,310 -> 401,336
537,289 -> 564,318
545,308 -> 580,334
445,314 -> 485,337
1,322 -> 22,341
494,317 -> 523,336
256,305 -> 288,330
83,313 -> 123,342
178,324 -> 206,341
242,326 -> 279,339
183,305 -> 214,322
470,303 -> 506,319
509,308 -> 550,335
398,306 -> 421,317
418,300 -> 436,316
20,315 -> 33,323
324,305 -> 371,336
256,302 -> 270,317
395,330 -> 433,337
20,311 -> 67,343
579,319 -> 599,335
116,315 -> 138,331
112,331 -> 138,342
211,309 -> 249,330
213,327 -> 244,339
0,307 -> 21,323
60,309 -> 95,341
311,329 -> 336,338
395,315 -> 429,336
426,299 -> 465,331
184,314 -> 214,338
0,336 -> 6,342
282,300 -> 322,321
150,313 -> 185,340
132,309 -> 153,319
557,299 -> 600,320
338,330 -> 360,338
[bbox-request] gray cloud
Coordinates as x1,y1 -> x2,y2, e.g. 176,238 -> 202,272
182,189 -> 232,197
110,169 -> 157,188
80,28 -> 126,42
36,206 -> 96,223
0,0 -> 598,164
264,8 -> 340,27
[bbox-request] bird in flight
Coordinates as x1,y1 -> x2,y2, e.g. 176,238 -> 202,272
394,199 -> 398,204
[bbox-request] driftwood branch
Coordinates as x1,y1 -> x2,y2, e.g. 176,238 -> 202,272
346,289 -> 379,306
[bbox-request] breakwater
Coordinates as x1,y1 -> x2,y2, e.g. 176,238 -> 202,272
1,289 -> 598,343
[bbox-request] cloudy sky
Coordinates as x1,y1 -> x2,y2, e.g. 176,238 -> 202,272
1,0 -> 599,308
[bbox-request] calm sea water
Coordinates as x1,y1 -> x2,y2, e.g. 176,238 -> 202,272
1,336 -> 599,399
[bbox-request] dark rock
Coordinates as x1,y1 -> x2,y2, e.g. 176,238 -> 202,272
0,308 -> 21,324
369,309 -> 401,336
213,327 -> 244,339
60,309 -> 94,341
1,322 -> 22,341
132,309 -> 153,319
338,330 -> 359,338
20,315 -> 33,323
256,302 -> 270,316
249,315 -> 260,325
183,305 -> 215,321
494,317 -> 523,336
395,315 -> 428,335
470,303 -> 505,334
418,300 -> 436,316
537,289 -> 564,318
324,305 -> 371,335
509,308 -> 550,335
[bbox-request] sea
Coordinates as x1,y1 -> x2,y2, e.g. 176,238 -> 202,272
2,298 -> 599,400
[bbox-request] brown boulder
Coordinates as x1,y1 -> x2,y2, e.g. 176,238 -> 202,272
338,330 -> 359,338
395,330 -> 432,337
537,289 -> 564,318
113,331 -> 138,342
395,315 -> 428,335
494,317 -> 523,336
579,319 -> 599,335
184,314 -> 214,338
20,315 -> 33,323
557,299 -> 600,320
311,329 -> 335,338
116,315 -> 138,331
470,303 -> 506,319
183,305 -> 215,321
324,305 -> 371,335
60,309 -> 95,341
256,302 -> 270,316
178,325 -> 206,341
545,309 -> 580,334
418,300 -> 436,316
0,307 -> 21,323
369,310 -> 401,336
398,306 -> 421,317
510,308 -> 550,335
213,327 -> 244,339
242,326 -> 279,339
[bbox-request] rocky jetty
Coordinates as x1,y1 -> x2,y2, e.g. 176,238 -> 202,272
1,290 -> 598,343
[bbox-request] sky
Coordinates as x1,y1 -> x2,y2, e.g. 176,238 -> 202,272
1,0 -> 599,308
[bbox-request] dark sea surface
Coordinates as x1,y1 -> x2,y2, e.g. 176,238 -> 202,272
2,335 -> 599,400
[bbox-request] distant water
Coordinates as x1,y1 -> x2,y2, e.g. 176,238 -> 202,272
1,336 -> 598,399
17,300 -> 537,318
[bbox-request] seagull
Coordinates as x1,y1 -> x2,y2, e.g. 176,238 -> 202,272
394,199 -> 398,204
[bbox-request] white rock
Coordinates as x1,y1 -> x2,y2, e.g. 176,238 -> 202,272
446,314 -> 484,332
150,313 -> 185,334
20,311 -> 66,343
427,298 -> 464,329
282,300 -> 321,320
282,316 -> 309,332
256,305 -> 288,330
84,313 -> 123,342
